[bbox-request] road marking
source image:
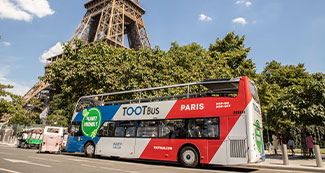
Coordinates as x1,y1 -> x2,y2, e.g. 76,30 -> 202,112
3,158 -> 52,168
65,158 -> 86,162
0,152 -> 13,155
81,164 -> 139,173
149,165 -> 224,173
0,168 -> 21,173
95,159 -> 151,167
65,158 -> 113,165
99,166 -> 139,173
28,156 -> 61,163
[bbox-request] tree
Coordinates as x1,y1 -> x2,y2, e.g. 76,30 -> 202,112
0,83 -> 42,125
259,61 -> 311,129
46,94 -> 75,127
0,84 -> 13,120
208,32 -> 257,79
259,61 -> 325,152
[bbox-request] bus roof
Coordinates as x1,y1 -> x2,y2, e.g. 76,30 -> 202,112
79,77 -> 242,100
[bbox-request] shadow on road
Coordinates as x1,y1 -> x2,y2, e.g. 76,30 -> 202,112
59,152 -> 259,172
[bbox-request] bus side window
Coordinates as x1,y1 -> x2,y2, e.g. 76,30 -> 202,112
70,122 -> 83,136
205,118 -> 219,139
187,118 -> 220,139
159,120 -> 186,139
137,121 -> 158,138
98,122 -> 115,137
125,127 -> 136,137
188,119 -> 204,138
115,127 -> 125,137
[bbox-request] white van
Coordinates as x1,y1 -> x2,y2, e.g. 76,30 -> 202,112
39,126 -> 65,153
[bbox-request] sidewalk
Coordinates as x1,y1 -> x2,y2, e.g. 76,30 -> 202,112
245,153 -> 325,172
0,142 -> 16,147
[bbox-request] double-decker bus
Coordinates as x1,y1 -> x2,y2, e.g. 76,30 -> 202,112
67,76 -> 265,167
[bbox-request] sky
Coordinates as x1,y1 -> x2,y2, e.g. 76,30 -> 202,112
0,0 -> 324,96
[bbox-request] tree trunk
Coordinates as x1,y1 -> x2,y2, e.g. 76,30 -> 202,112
301,123 -> 308,157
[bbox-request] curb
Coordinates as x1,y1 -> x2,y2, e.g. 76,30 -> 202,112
244,163 -> 325,172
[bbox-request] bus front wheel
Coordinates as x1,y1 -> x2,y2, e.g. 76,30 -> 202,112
179,146 -> 199,167
84,142 -> 95,158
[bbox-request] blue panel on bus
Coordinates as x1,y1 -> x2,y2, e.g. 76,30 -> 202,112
66,136 -> 101,152
72,105 -> 121,122
68,105 -> 121,153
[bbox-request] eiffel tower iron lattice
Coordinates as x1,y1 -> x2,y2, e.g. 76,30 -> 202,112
24,0 -> 151,103
23,80 -> 50,102
70,0 -> 151,50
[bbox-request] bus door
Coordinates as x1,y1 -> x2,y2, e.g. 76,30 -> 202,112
208,117 -> 227,164
97,121 -> 136,158
226,115 -> 248,164
134,120 -> 159,160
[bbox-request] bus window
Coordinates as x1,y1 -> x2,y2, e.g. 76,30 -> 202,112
98,122 -> 115,137
187,118 -> 219,139
249,81 -> 260,104
115,127 -> 125,137
114,121 -> 137,137
206,118 -> 219,138
159,120 -> 186,139
69,122 -> 83,136
119,121 -> 136,137
137,121 -> 158,138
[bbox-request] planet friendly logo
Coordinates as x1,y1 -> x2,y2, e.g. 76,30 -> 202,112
81,107 -> 101,139
255,120 -> 263,153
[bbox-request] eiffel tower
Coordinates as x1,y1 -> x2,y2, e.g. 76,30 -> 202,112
71,0 -> 151,50
24,0 -> 151,102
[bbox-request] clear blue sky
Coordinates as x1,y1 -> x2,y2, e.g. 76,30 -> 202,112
0,0 -> 324,95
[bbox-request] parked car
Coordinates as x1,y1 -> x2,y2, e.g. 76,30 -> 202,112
39,126 -> 65,153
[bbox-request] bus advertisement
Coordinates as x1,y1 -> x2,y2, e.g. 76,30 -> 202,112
66,76 -> 265,167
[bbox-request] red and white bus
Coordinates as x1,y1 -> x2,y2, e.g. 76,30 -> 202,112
67,76 -> 265,167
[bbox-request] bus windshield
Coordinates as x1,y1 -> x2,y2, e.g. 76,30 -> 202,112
249,81 -> 260,104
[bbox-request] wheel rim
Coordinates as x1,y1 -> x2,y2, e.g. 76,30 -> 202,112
182,150 -> 195,165
86,144 -> 94,154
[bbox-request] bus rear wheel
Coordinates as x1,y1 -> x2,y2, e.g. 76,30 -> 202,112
84,142 -> 95,158
180,146 -> 199,167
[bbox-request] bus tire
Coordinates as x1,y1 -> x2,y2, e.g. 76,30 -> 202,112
84,142 -> 95,158
179,146 -> 199,167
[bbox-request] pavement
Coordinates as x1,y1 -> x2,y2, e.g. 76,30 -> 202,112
243,151 -> 325,172
1,142 -> 324,172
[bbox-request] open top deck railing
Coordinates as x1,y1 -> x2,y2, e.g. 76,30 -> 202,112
75,78 -> 242,111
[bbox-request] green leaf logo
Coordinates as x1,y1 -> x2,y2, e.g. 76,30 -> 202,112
255,120 -> 263,153
81,108 -> 101,138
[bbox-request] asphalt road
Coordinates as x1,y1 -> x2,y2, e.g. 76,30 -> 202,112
0,144 -> 297,173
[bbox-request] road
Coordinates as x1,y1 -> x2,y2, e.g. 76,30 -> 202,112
0,144 -> 297,173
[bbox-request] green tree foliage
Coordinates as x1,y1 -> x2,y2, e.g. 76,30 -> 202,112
258,61 -> 310,133
46,94 -> 74,127
43,32 -> 256,124
7,96 -> 43,126
0,84 -> 13,120
0,83 -> 42,125
259,61 -> 325,146
209,32 -> 257,79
